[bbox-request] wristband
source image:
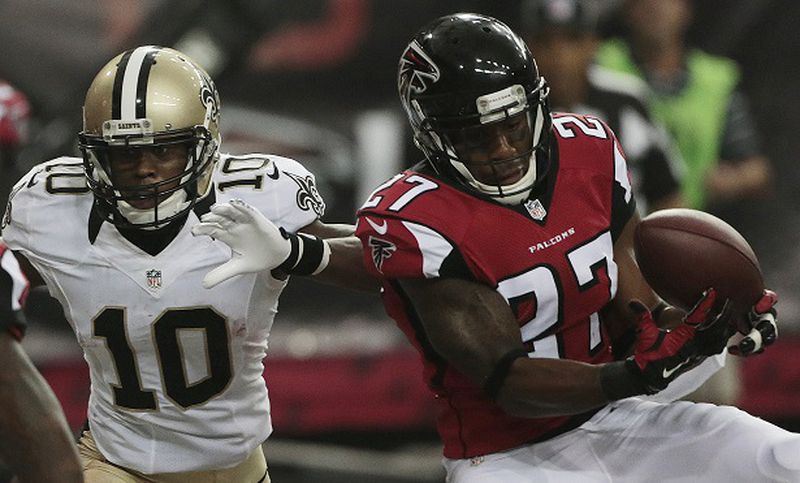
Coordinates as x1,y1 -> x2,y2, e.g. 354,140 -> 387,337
600,360 -> 649,400
483,348 -> 529,400
277,228 -> 331,275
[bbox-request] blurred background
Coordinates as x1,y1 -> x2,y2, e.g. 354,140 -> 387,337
1,0 -> 799,481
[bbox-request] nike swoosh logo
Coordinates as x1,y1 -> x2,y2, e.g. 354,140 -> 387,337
365,217 -> 388,235
662,357 -> 693,379
266,162 -> 280,180
26,169 -> 43,187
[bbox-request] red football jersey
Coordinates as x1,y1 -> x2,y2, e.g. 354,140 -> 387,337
356,114 -> 636,458
0,241 -> 29,340
0,80 -> 30,146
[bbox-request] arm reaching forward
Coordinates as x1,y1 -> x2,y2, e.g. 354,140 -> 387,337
192,199 -> 378,291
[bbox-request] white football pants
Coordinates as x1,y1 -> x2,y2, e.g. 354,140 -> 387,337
444,397 -> 800,482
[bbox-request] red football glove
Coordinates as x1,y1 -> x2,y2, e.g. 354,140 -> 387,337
729,290 -> 778,357
625,289 -> 731,393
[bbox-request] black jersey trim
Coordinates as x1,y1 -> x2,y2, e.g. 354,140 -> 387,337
88,203 -> 105,244
610,179 -> 635,242
192,188 -> 215,219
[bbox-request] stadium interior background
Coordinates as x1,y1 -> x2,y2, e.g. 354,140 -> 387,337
1,1 -> 799,481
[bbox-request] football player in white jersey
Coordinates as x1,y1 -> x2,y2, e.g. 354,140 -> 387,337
0,45 -> 364,483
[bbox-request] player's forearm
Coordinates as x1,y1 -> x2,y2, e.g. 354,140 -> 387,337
0,341 -> 82,483
313,236 -> 380,292
496,358 -> 616,418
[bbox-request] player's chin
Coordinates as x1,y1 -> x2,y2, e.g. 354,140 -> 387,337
123,198 -> 155,209
494,164 -> 528,185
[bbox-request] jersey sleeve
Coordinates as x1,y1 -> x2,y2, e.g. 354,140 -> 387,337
1,158 -> 92,267
1,167 -> 37,252
553,113 -> 637,238
0,242 -> 28,339
355,214 -> 473,281
606,120 -> 637,240
214,153 -> 326,233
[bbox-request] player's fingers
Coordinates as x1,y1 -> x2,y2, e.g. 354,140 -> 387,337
729,318 -> 777,357
228,198 -> 261,221
754,289 -> 778,315
698,299 -> 733,332
628,300 -> 662,346
209,201 -> 251,223
684,288 -> 717,326
628,300 -> 651,323
199,212 -> 236,229
731,328 -> 762,357
191,222 -> 224,238
202,261 -> 249,289
756,315 -> 778,347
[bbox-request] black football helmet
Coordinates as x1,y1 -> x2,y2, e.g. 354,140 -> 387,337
398,13 -> 552,205
78,46 -> 221,229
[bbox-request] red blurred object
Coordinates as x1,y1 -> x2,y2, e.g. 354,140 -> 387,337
0,80 -> 31,146
738,336 -> 800,418
38,348 -> 436,434
38,339 -> 800,433
267,348 -> 435,433
38,358 -> 90,431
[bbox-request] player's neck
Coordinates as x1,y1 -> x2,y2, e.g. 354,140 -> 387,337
117,216 -> 188,256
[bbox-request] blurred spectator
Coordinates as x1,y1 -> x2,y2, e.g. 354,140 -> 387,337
520,0 -> 685,213
0,79 -> 30,210
595,0 -> 776,404
595,0 -> 772,212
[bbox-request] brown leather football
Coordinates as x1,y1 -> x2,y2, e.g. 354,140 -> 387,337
634,208 -> 763,331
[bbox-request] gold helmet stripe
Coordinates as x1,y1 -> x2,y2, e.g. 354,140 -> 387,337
110,49 -> 132,120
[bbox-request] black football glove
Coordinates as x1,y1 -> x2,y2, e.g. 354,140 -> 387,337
729,289 -> 778,357
625,289 -> 730,394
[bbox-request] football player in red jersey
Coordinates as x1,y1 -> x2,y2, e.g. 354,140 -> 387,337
0,241 -> 82,483
194,13 -> 797,482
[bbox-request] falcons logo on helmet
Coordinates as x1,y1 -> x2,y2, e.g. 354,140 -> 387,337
399,40 -> 440,96
368,236 -> 396,274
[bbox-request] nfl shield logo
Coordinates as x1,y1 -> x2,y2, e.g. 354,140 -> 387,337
524,199 -> 547,221
146,269 -> 162,290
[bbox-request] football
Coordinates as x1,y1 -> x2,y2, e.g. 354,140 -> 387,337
634,208 -> 763,332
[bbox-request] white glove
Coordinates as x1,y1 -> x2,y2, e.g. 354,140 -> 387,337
191,199 -> 290,288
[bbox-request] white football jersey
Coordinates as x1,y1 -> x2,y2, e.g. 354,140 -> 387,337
1,152 -> 324,473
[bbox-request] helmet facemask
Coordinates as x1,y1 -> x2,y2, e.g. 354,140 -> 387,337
80,125 -> 217,229
413,78 -> 552,205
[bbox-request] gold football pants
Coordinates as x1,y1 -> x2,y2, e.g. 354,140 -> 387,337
79,430 -> 269,483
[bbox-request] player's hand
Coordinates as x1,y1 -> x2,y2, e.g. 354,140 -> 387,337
191,199 -> 291,288
729,289 -> 778,357
626,289 -> 730,393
